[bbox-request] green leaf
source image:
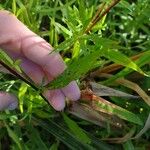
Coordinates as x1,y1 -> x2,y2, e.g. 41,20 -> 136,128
54,37 -> 76,52
123,140 -> 135,150
29,126 -> 48,150
48,46 -> 102,89
32,117 -> 95,150
48,37 -> 115,89
5,122 -> 22,150
102,49 -> 146,75
0,114 -> 13,120
0,50 -> 22,73
94,99 -> 143,125
36,0 -> 76,14
16,0 -> 31,27
12,0 -> 17,14
14,59 -> 22,73
49,143 -> 59,150
55,22 -> 72,36
103,50 -> 150,85
33,109 -> 51,119
72,40 -> 80,58
0,50 -> 14,66
63,113 -> 91,144
18,83 -> 28,113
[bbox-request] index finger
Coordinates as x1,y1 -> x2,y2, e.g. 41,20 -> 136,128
21,35 -> 66,77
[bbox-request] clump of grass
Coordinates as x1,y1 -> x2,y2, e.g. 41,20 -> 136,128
0,0 -> 150,149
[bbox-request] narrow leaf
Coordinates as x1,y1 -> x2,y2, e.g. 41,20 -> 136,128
102,49 -> 146,76
32,117 -> 95,150
103,50 -> 150,85
63,113 -> 91,144
134,113 -> 150,139
91,96 -> 143,125
48,37 -> 115,89
90,82 -> 138,98
5,123 -> 22,150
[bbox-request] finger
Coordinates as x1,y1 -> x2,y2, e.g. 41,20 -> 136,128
21,58 -> 66,111
1,45 -> 65,110
0,10 -> 81,110
0,10 -> 69,83
0,92 -> 18,111
0,10 -> 66,78
20,57 -> 47,85
61,81 -> 81,101
0,10 -> 25,55
21,37 -> 66,77
20,58 -> 66,111
1,49 -> 48,85
43,89 -> 65,111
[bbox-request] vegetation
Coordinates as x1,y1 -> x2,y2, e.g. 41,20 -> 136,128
0,0 -> 150,149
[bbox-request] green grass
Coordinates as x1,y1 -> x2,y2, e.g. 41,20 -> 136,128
0,0 -> 150,149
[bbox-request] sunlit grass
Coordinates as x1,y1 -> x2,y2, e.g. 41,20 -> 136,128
0,0 -> 150,149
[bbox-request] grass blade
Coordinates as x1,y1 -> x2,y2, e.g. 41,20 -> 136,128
62,113 -> 91,144
32,117 -> 95,150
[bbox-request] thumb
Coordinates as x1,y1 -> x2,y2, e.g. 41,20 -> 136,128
0,92 -> 18,111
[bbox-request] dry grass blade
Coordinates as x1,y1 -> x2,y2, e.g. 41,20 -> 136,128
133,113 -> 150,139
94,73 -> 150,107
116,78 -> 150,107
68,102 -> 108,127
90,81 -> 138,98
102,126 -> 136,143
68,100 -> 124,129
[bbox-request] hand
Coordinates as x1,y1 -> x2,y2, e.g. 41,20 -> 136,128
0,10 -> 80,111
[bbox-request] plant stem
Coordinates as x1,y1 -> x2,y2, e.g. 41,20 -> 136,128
85,2 -> 106,33
85,0 -> 121,34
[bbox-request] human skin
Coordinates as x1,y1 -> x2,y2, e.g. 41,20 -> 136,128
0,10 -> 80,111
